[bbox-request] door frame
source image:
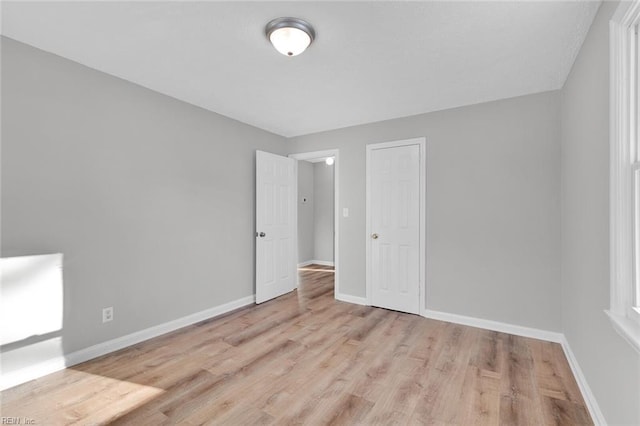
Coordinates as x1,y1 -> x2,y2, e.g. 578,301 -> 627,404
289,149 -> 340,298
366,138 -> 426,315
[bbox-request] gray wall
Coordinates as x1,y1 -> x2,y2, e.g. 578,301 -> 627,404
313,162 -> 334,263
560,2 -> 640,424
289,91 -> 562,332
10,14 -> 638,422
297,160 -> 315,263
1,37 -> 287,359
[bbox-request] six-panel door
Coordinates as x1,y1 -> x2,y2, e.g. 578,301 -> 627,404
369,144 -> 421,314
255,151 -> 296,304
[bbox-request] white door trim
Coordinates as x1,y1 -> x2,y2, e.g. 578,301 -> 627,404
289,149 -> 340,299
366,138 -> 426,315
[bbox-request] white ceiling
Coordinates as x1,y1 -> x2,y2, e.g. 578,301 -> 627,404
1,1 -> 601,137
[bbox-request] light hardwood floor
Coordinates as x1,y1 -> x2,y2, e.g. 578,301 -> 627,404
1,264 -> 591,425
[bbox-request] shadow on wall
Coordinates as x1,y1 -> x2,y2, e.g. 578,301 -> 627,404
0,253 -> 64,389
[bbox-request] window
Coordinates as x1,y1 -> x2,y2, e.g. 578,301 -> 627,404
608,1 -> 640,353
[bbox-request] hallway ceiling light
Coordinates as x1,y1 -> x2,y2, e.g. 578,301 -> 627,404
325,157 -> 334,166
265,17 -> 315,57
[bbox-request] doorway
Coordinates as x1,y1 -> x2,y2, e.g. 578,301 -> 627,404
289,150 -> 340,297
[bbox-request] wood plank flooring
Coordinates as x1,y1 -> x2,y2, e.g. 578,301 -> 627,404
1,264 -> 592,425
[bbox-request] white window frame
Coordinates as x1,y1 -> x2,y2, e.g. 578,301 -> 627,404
608,0 -> 640,354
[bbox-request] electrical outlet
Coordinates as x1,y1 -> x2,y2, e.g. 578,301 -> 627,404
102,307 -> 113,323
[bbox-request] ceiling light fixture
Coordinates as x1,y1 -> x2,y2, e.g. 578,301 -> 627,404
265,17 -> 315,57
325,157 -> 334,166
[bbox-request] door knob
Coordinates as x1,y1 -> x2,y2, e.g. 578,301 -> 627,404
371,233 -> 379,239
256,232 -> 266,238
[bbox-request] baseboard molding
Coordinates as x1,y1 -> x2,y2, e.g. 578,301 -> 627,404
422,309 -> 564,343
335,292 -> 367,306
3,294 -> 606,426
559,336 -> 607,426
421,309 -> 607,423
0,295 -> 255,391
298,260 -> 334,267
0,356 -> 67,392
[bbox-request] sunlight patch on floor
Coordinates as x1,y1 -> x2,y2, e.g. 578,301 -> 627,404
1,370 -> 165,425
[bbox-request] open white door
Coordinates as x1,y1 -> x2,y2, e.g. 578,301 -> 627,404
367,138 -> 425,315
256,150 -> 297,304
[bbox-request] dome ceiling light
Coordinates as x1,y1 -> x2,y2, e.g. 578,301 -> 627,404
265,17 -> 315,57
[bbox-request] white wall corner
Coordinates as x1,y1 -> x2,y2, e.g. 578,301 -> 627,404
560,336 -> 608,426
0,295 -> 256,391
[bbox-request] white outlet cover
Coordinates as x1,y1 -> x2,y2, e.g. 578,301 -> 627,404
102,307 -> 113,323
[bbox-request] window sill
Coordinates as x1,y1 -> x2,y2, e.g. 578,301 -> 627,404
605,310 -> 640,354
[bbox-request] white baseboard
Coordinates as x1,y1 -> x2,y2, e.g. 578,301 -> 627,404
559,336 -> 607,426
0,295 -> 255,391
335,292 -> 367,306
0,356 -> 67,392
2,293 -> 606,426
422,309 -> 564,343
298,260 -> 334,268
312,260 -> 335,267
421,309 -> 606,424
